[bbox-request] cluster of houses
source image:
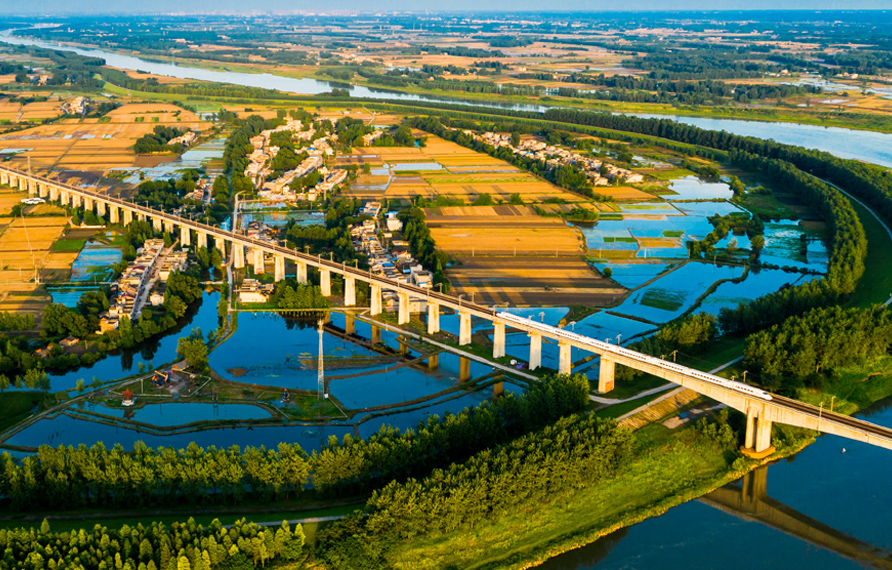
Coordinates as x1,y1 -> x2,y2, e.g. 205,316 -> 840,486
474,132 -> 644,185
62,96 -> 87,116
169,130 -> 198,148
238,278 -> 276,304
243,118 -> 346,201
97,241 -> 190,333
98,239 -> 165,332
188,177 -> 213,203
350,202 -> 431,312
243,220 -> 277,244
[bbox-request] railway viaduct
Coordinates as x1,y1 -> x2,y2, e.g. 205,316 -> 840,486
5,164 -> 892,458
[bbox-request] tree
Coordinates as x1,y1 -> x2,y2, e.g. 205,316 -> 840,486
177,336 -> 208,371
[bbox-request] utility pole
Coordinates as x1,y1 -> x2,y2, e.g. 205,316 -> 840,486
317,318 -> 326,400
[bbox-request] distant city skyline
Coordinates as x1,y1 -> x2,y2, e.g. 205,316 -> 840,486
7,1 -> 892,15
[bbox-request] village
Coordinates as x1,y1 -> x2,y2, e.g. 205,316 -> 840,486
475,131 -> 644,185
242,117 -> 348,202
98,239 -> 189,333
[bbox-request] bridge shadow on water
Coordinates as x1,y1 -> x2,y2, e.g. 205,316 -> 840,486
532,465 -> 892,570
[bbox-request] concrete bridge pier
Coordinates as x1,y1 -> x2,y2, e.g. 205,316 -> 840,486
344,276 -> 356,306
179,226 -> 191,247
164,220 -> 174,235
296,261 -> 307,285
743,408 -> 775,459
18,178 -> 26,191
427,302 -> 440,334
38,184 -> 48,199
370,284 -> 382,315
122,209 -> 133,225
152,217 -> 162,233
28,180 -> 37,196
493,322 -> 506,359
60,190 -> 70,206
49,186 -> 59,202
428,353 -> 439,370
398,291 -> 410,324
0,171 -> 7,185
71,194 -> 82,209
459,311 -> 472,346
529,332 -> 542,371
109,206 -> 119,224
232,243 -> 245,269
558,342 -> 572,375
344,313 -> 355,335
135,212 -> 146,222
197,232 -> 207,250
252,249 -> 264,274
96,201 -> 106,217
320,269 -> 331,296
598,357 -> 615,393
459,356 -> 471,382
83,197 -> 93,213
274,255 -> 286,282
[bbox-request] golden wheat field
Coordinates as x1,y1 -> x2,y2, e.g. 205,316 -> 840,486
0,103 -> 209,173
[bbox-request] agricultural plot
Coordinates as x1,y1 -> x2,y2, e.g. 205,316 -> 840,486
0,103 -> 209,173
446,256 -> 624,307
341,134 -> 586,203
424,206 -> 584,256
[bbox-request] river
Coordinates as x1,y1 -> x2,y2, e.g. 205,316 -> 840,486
5,31 -> 892,569
5,30 -> 892,167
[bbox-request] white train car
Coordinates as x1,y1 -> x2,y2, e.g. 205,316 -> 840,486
495,312 -> 772,401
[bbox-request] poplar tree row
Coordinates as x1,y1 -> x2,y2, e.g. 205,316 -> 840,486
0,518 -> 304,570
0,375 -> 590,510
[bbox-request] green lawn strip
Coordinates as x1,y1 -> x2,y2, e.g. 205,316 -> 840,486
0,392 -> 51,433
382,424 -> 737,570
596,392 -> 667,419
0,501 -> 361,533
50,238 -> 88,252
846,199 -> 892,308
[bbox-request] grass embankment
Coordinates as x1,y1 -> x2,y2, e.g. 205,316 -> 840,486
0,392 -> 52,433
378,420 -> 804,570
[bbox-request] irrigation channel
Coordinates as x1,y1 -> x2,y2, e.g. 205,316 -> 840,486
3,30 -> 892,569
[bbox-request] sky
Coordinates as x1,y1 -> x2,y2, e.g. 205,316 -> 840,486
7,0 -> 892,14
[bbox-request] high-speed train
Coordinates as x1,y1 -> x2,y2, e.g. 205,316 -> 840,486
495,312 -> 772,402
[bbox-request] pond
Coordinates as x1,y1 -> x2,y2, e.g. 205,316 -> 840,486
4,413 -> 353,453
239,209 -> 325,229
83,401 -> 274,426
665,176 -> 733,201
48,231 -> 123,307
390,162 -> 444,171
612,262 -> 745,324
124,137 -> 227,183
697,269 -> 817,317
46,291 -> 222,392
760,220 -> 829,273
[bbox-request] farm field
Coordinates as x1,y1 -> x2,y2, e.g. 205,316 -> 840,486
0,187 -> 76,325
424,205 -> 584,256
0,103 -> 209,173
0,97 -> 65,123
446,256 -> 624,306
340,133 -> 586,202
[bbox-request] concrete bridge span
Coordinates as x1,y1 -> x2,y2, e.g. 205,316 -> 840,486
5,164 -> 892,457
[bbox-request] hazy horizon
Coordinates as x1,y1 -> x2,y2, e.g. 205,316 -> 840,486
6,1 -> 892,16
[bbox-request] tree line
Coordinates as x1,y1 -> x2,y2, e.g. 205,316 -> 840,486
0,375 -> 588,510
317,413 -> 632,569
0,517 -> 305,570
744,305 -> 892,393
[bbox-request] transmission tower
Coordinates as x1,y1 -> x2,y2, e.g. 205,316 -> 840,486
317,318 -> 326,400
